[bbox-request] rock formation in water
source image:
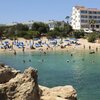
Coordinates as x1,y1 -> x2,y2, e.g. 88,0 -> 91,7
0,63 -> 77,100
0,64 -> 40,100
40,85 -> 77,100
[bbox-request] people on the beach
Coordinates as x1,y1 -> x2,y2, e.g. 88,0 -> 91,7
14,50 -> 16,55
96,47 -> 98,52
22,46 -> 25,52
89,46 -> 91,50
0,38 -> 99,53
83,45 -> 85,49
11,42 -> 14,50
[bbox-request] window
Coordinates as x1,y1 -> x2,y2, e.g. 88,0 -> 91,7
81,10 -> 87,14
98,16 -> 100,18
96,25 -> 99,28
81,25 -> 88,28
91,25 -> 95,28
81,15 -> 87,18
93,11 -> 97,14
81,20 -> 87,23
89,11 -> 92,14
93,16 -> 97,19
96,20 -> 100,23
89,16 -> 92,18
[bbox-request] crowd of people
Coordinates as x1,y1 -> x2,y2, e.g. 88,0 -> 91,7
0,37 -> 100,55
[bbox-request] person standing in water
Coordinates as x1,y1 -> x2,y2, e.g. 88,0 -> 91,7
14,50 -> 16,55
22,46 -> 25,53
96,47 -> 98,52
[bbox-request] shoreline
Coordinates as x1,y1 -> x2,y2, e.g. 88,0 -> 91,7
0,38 -> 100,54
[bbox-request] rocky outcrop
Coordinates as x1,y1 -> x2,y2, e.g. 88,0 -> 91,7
40,85 -> 77,100
0,63 -> 19,84
0,64 -> 77,100
0,65 -> 40,100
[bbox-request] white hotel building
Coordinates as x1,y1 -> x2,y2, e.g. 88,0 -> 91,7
71,6 -> 100,31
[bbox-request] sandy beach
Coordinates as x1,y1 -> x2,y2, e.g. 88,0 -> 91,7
0,37 -> 100,54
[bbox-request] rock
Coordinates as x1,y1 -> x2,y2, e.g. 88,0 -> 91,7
0,66 -> 40,100
0,63 -> 5,68
0,65 -> 77,100
41,96 -> 67,100
40,85 -> 77,100
0,65 -> 19,84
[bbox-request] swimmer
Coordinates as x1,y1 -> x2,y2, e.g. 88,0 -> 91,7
71,54 -> 73,56
82,58 -> 84,61
66,60 -> 69,63
29,59 -> 31,62
23,60 -> 25,63
73,60 -> 75,62
44,52 -> 46,54
96,47 -> 98,52
42,59 -> 44,62
92,60 -> 95,64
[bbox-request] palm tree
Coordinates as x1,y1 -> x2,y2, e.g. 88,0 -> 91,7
65,16 -> 70,24
89,19 -> 96,31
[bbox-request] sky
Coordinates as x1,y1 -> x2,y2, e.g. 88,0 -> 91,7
0,0 -> 100,24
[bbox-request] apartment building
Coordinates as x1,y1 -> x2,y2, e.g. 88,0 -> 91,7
46,20 -> 65,30
71,5 -> 100,31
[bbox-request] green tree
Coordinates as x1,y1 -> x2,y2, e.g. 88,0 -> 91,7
65,16 -> 70,23
16,24 -> 29,31
88,33 -> 96,42
2,26 -> 17,39
32,22 -> 49,34
47,30 -> 60,39
17,31 -> 27,37
53,23 -> 72,38
32,31 -> 41,38
89,19 -> 96,31
32,23 -> 39,31
64,23 -> 72,35
97,34 -> 100,39
72,30 -> 85,38
0,26 -> 6,38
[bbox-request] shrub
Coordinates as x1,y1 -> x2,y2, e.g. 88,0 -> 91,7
73,30 -> 85,38
88,33 -> 96,42
47,30 -> 60,39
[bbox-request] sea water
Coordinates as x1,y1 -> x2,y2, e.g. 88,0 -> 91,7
0,50 -> 100,100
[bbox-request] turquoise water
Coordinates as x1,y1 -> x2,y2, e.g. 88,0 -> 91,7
0,50 -> 100,100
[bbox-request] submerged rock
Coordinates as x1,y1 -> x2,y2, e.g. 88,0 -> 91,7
0,65 -> 77,100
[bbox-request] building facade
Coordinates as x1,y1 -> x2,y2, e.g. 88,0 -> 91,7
71,5 -> 100,31
46,20 -> 65,30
